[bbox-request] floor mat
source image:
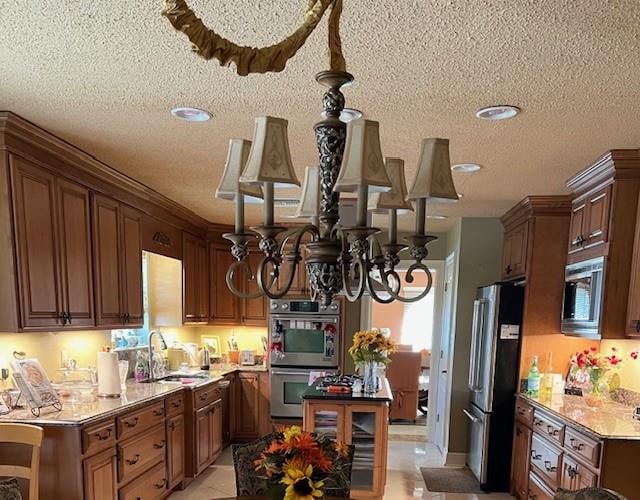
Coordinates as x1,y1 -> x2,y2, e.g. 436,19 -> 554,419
420,467 -> 484,494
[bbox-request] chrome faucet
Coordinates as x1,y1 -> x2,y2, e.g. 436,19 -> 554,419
148,330 -> 167,381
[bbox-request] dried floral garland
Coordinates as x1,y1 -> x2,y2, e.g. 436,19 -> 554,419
161,0 -> 346,76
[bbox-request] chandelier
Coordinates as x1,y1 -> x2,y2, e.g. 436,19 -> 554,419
163,0 -> 459,305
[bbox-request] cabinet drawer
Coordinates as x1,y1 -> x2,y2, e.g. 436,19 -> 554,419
118,460 -> 167,500
532,410 -> 565,446
118,401 -> 165,440
530,434 -> 561,489
166,392 -> 184,417
564,427 -> 601,469
194,384 -> 222,410
528,471 -> 555,500
83,419 -> 116,455
561,454 -> 598,491
516,399 -> 534,427
118,424 -> 166,484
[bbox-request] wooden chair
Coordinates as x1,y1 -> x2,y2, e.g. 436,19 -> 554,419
0,423 -> 43,500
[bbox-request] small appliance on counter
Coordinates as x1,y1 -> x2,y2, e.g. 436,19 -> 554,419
97,351 -> 121,398
200,347 -> 210,370
240,350 -> 257,366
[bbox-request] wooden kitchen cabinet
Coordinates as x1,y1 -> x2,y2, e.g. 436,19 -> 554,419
566,150 -> 640,339
9,155 -> 95,330
93,194 -> 143,328
560,454 -> 597,491
167,413 -> 185,489
567,186 -> 611,255
303,400 -> 389,498
511,421 -> 532,500
626,194 -> 640,337
242,250 -> 269,326
233,371 -> 270,442
83,448 -> 117,500
194,399 -> 223,474
209,243 -> 241,325
502,221 -> 529,280
182,232 -> 209,324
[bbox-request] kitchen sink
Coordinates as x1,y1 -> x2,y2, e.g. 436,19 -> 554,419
139,371 -> 211,383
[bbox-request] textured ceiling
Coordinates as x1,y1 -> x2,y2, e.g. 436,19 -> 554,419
2,1 -> 640,232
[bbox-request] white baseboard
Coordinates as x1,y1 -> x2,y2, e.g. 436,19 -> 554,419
443,452 -> 466,467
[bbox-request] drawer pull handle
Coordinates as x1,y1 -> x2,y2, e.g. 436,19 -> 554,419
125,454 -> 140,465
529,494 -> 537,500
153,408 -> 165,417
544,461 -> 557,473
199,393 -> 208,401
567,465 -> 578,478
547,425 -> 559,437
153,440 -> 166,449
534,418 -> 542,427
95,428 -> 112,441
154,478 -> 167,489
531,450 -> 542,460
124,417 -> 139,428
172,400 -> 182,408
569,438 -> 585,451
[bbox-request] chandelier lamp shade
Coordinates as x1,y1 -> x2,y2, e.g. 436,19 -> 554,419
164,0 -> 459,305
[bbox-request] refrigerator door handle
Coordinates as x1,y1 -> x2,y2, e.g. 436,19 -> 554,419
468,300 -> 482,390
473,300 -> 487,392
468,299 -> 487,391
463,408 -> 479,423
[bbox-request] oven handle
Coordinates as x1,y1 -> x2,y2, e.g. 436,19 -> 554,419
271,370 -> 313,376
270,315 -> 339,321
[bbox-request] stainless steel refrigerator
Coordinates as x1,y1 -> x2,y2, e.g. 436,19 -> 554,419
465,283 -> 524,491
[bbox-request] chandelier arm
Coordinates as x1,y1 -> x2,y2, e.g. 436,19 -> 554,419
383,262 -> 434,303
225,260 -> 264,299
365,271 -> 396,304
256,255 -> 296,300
340,255 -> 366,302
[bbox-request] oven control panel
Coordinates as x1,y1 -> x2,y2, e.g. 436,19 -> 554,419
270,299 -> 340,315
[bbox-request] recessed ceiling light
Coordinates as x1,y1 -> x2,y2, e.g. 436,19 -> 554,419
426,215 -> 447,220
451,163 -> 482,173
170,107 -> 212,122
321,107 -> 362,123
475,105 -> 520,121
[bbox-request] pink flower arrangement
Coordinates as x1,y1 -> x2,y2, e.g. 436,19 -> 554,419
571,346 -> 638,371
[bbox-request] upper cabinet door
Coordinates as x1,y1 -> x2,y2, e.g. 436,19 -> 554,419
583,186 -> 611,249
626,197 -> 640,337
209,244 -> 241,325
93,195 -> 123,327
502,221 -> 528,280
568,200 -> 587,253
121,206 -> 143,327
182,232 -> 209,324
56,178 -> 94,327
242,251 -> 268,326
10,156 -> 64,328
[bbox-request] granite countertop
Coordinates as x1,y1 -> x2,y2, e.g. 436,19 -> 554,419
0,364 -> 267,426
302,376 -> 393,403
520,392 -> 640,440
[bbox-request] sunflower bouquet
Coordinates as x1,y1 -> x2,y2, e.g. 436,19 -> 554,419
348,328 -> 397,366
255,426 -> 352,500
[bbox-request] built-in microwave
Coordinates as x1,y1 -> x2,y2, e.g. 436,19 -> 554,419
561,256 -> 605,338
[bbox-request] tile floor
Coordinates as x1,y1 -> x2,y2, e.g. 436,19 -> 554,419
169,435 -> 514,499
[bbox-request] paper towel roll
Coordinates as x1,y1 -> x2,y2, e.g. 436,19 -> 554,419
98,351 -> 121,397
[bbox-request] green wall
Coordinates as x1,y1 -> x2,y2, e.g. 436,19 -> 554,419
445,218 -> 504,454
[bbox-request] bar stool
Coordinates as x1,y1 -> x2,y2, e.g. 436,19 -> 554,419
0,423 -> 43,500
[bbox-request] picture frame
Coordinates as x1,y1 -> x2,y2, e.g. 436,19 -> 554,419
201,335 -> 222,357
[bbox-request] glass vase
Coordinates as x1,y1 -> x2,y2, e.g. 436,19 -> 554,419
362,360 -> 378,394
583,377 -> 610,407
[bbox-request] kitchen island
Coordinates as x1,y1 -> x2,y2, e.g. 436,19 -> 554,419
0,364 -> 269,500
302,376 -> 392,498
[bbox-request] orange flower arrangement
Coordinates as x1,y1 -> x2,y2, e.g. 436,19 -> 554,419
255,426 -> 352,499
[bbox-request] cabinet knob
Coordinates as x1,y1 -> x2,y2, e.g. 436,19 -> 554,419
153,439 -> 166,449
59,312 -> 68,325
567,465 -> 578,478
95,428 -> 112,441
505,265 -> 513,275
124,417 -> 139,428
153,408 -> 164,417
154,478 -> 167,490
